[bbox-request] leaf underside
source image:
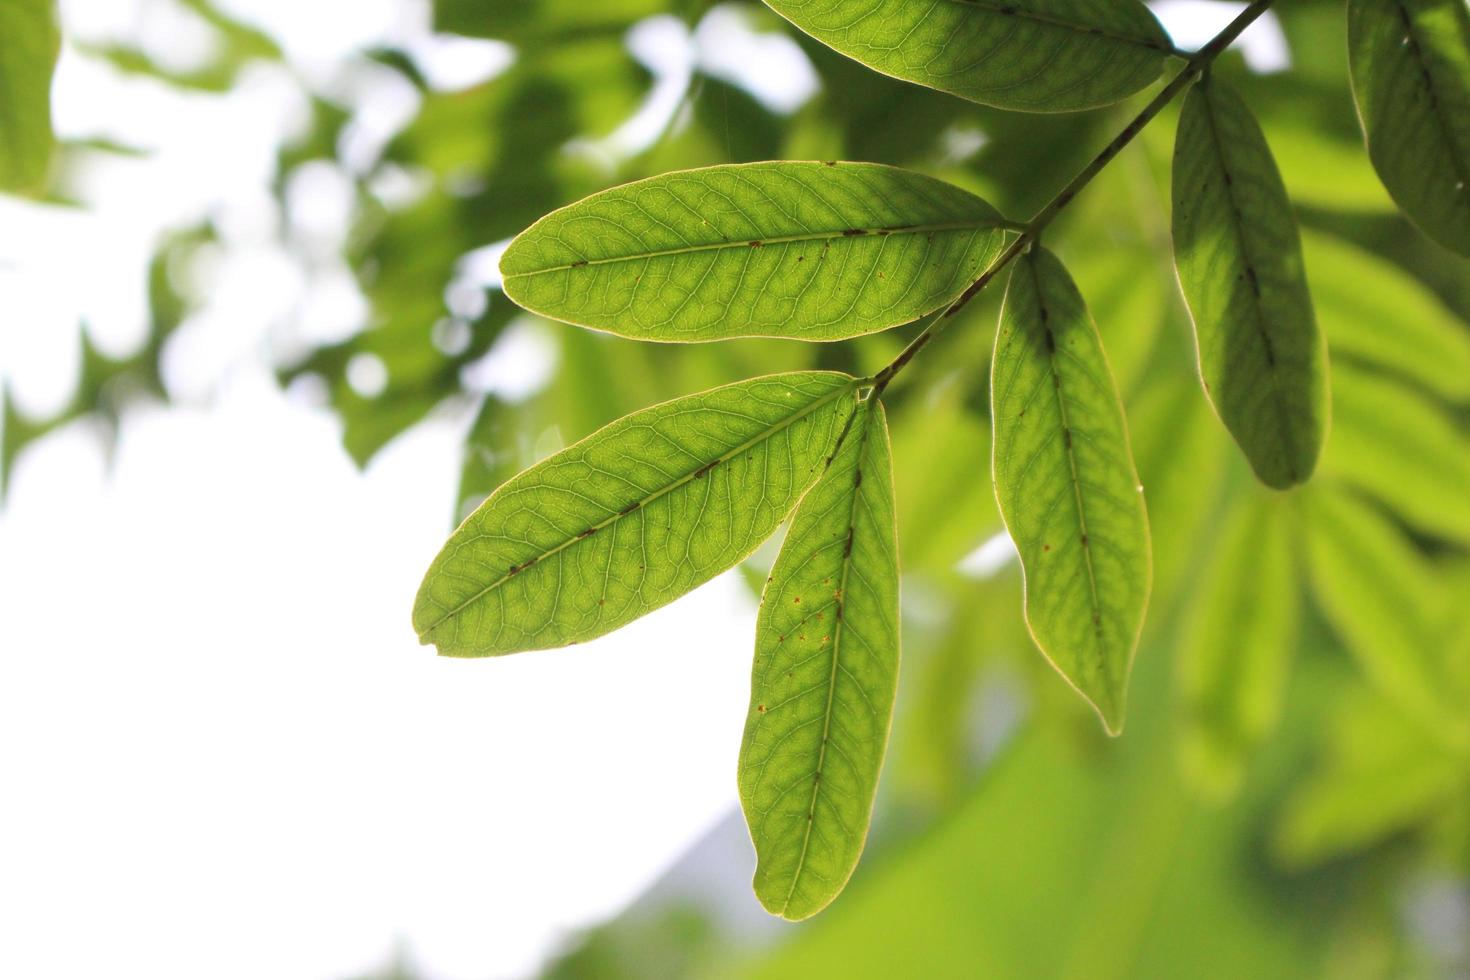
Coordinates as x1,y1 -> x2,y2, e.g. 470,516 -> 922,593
761,0 -> 1171,112
500,161 -> 1007,342
1172,76 -> 1329,490
0,0 -> 59,193
1348,0 -> 1470,256
414,372 -> 858,657
740,399 -> 900,921
991,248 -> 1151,735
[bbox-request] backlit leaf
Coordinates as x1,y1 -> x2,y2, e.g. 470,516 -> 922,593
414,372 -> 858,656
1304,230 -> 1470,402
992,248 -> 1151,735
1177,497 -> 1300,799
1348,0 -> 1470,255
1172,75 -> 1330,489
0,0 -> 59,193
740,399 -> 899,921
761,0 -> 1171,112
1322,365 -> 1470,546
500,162 -> 1008,342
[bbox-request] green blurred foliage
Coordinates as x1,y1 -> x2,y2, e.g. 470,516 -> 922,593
8,0 -> 1470,975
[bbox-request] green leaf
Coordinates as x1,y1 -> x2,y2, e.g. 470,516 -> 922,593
1171,75 -> 1330,490
1177,497 -> 1300,800
1322,365 -> 1470,546
740,399 -> 899,921
434,0 -> 667,43
1304,230 -> 1470,402
500,162 -> 1008,342
1303,487 -> 1466,742
414,372 -> 858,657
761,0 -> 1171,112
1348,0 -> 1470,256
1274,687 -> 1468,867
0,0 -> 59,194
991,248 -> 1151,735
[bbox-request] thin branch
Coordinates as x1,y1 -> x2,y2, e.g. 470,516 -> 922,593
869,0 -> 1276,398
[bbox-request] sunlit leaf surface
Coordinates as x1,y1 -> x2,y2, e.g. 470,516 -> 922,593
501,162 -> 1007,342
992,248 -> 1151,735
740,400 -> 899,921
1348,0 -> 1470,255
1172,75 -> 1329,489
761,0 -> 1171,112
415,372 -> 858,656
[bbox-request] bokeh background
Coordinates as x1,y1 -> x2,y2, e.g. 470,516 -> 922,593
3,1 -> 1469,977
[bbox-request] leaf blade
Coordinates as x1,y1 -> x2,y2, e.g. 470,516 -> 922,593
414,372 -> 858,657
991,248 -> 1151,735
501,162 -> 1008,342
1171,76 -> 1330,489
1348,0 -> 1470,256
740,399 -> 900,921
0,0 -> 59,194
761,0 -> 1171,112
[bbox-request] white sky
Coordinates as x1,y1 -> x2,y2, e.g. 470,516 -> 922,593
0,3 -> 1285,978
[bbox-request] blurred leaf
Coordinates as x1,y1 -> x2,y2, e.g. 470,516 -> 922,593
1303,487 -> 1466,743
1177,496 -> 1300,800
1323,365 -> 1470,545
1274,687 -> 1468,867
741,400 -> 899,920
1348,0 -> 1470,256
433,0 -> 670,43
414,372 -> 857,656
0,0 -> 59,193
762,0 -> 1170,112
1128,377 -> 1231,605
1304,230 -> 1470,403
992,248 -> 1150,735
890,375 -> 999,573
1069,242 -> 1169,397
500,162 -> 1007,342
1171,75 -> 1329,490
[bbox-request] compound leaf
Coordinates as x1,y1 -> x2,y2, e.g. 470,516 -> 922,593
414,372 -> 858,657
1348,0 -> 1470,256
501,162 -> 1007,342
1172,75 -> 1330,490
992,248 -> 1151,735
761,0 -> 1171,112
1177,497 -> 1299,799
740,399 -> 899,921
0,0 -> 59,194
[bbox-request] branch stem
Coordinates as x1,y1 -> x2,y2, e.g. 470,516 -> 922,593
869,0 -> 1275,397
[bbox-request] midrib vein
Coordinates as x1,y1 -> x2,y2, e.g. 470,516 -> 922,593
946,0 -> 1171,54
1199,82 -> 1301,480
782,401 -> 873,916
1029,256 -> 1107,673
505,221 -> 996,277
1393,0 -> 1470,188
422,380 -> 857,634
